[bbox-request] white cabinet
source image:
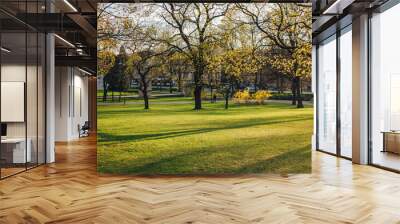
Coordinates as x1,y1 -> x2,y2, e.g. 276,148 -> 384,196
1,138 -> 32,163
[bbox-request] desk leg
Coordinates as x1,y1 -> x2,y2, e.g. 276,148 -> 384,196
382,133 -> 386,153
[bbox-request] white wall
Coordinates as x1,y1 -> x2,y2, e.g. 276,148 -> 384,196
1,64 -> 26,138
55,67 -> 89,141
55,66 -> 70,141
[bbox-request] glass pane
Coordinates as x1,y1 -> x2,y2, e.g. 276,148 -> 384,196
371,4 -> 400,171
317,35 -> 337,154
340,27 -> 352,158
38,32 -> 45,165
0,1 -> 47,178
27,31 -> 38,169
1,31 -> 27,177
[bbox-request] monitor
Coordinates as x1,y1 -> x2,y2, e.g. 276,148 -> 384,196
1,123 -> 7,137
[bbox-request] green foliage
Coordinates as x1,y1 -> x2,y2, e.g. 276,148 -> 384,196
97,3 -> 312,109
104,46 -> 129,92
270,92 -> 313,101
97,50 -> 116,77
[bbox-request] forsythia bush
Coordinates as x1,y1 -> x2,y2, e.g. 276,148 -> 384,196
233,90 -> 271,104
233,90 -> 251,103
254,90 -> 271,104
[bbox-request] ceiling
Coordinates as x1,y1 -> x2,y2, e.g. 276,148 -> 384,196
312,0 -> 389,43
0,0 -> 97,74
0,0 -> 315,75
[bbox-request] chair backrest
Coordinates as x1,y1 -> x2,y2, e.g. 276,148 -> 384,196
82,121 -> 90,129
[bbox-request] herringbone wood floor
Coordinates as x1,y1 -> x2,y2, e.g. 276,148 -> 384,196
1,136 -> 400,224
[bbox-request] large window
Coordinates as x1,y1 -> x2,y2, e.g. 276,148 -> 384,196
316,25 -> 353,158
370,3 -> 400,171
339,26 -> 352,158
317,35 -> 337,154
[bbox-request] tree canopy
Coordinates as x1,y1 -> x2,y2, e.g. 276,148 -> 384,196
97,3 -> 312,109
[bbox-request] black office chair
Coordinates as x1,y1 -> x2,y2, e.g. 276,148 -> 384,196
79,121 -> 90,138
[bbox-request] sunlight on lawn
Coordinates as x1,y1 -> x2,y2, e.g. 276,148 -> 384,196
97,99 -> 313,174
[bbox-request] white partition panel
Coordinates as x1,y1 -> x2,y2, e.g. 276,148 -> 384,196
1,82 -> 25,122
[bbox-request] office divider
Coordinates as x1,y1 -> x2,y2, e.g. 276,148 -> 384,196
0,1 -> 46,179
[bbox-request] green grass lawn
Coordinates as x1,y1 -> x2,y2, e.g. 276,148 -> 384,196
97,99 -> 313,174
97,88 -> 179,98
97,90 -> 135,97
97,96 -> 192,104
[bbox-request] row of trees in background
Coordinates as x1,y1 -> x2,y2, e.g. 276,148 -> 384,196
98,3 -> 312,110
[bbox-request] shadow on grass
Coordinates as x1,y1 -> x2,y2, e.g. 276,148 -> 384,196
98,145 -> 311,175
97,102 -> 304,117
98,116 -> 311,143
232,145 -> 311,174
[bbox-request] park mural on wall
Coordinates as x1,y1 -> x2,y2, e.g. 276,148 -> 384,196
97,3 -> 313,174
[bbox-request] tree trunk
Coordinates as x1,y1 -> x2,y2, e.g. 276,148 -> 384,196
295,77 -> 304,108
225,87 -> 230,109
178,74 -> 182,92
291,78 -> 296,105
169,80 -> 173,93
111,91 -> 114,102
142,83 -> 149,110
210,87 -> 213,103
119,89 -> 122,102
143,94 -> 149,109
279,76 -> 284,93
255,72 -> 259,92
194,85 -> 202,110
225,81 -> 232,109
103,81 -> 107,102
277,77 -> 280,93
193,61 -> 204,110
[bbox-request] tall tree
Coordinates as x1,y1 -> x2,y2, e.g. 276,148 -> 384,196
97,3 -> 139,102
128,51 -> 163,110
157,3 -> 230,110
208,48 -> 260,109
207,16 -> 264,109
237,3 -> 312,108
126,26 -> 166,110
104,46 -> 129,102
98,50 -> 115,102
97,3 -> 141,43
164,52 -> 190,93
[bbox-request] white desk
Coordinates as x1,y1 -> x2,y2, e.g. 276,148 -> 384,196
1,138 -> 31,163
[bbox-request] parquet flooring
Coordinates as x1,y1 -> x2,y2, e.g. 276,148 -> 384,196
1,136 -> 400,223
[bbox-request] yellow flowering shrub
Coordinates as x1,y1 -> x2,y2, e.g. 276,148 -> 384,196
253,90 -> 271,104
233,90 -> 271,104
233,90 -> 251,103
